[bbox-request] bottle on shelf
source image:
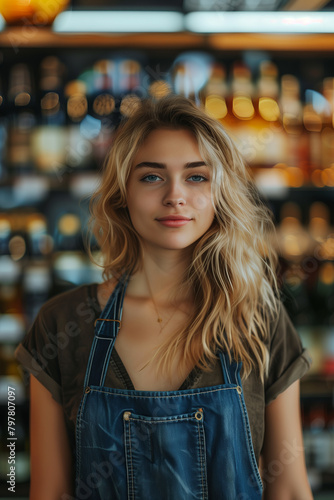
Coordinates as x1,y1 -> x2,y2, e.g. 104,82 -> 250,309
276,202 -> 315,325
303,89 -> 323,182
172,61 -> 196,101
223,61 -> 283,169
65,79 -> 93,172
279,74 -> 309,182
250,61 -> 287,170
54,212 -> 83,253
0,75 -> 7,182
320,78 -> 334,184
227,61 -> 255,148
6,64 -> 36,175
308,202 -> 331,248
203,62 -> 229,123
118,58 -> 144,117
86,59 -> 116,168
31,56 -> 67,177
26,213 -> 53,259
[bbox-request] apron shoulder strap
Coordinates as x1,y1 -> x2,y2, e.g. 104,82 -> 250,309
83,271 -> 131,388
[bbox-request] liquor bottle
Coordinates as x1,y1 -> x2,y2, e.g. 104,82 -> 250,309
172,60 -> 196,101
224,62 -> 256,161
322,77 -> 334,127
0,75 -> 8,181
276,202 -> 314,325
118,59 -> 142,96
308,202 -> 330,247
31,56 -> 67,176
203,62 -> 229,123
6,64 -> 36,174
279,75 -> 309,178
321,78 -> 334,174
8,212 -> 28,263
276,202 -> 312,261
65,79 -> 93,171
118,60 -> 144,119
303,90 -> 323,183
0,214 -> 25,321
26,213 -> 52,259
54,212 -> 83,252
251,61 -> 286,168
88,60 -> 116,168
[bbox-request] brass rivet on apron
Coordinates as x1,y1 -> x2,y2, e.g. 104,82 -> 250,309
123,411 -> 131,421
195,409 -> 203,421
236,386 -> 242,395
85,386 -> 91,394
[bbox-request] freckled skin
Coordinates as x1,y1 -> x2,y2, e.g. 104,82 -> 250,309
126,128 -> 216,252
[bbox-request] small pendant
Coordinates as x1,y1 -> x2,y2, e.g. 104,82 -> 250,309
157,317 -> 163,323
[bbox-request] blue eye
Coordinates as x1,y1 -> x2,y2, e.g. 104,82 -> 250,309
140,175 -> 161,183
140,174 -> 208,183
189,175 -> 208,182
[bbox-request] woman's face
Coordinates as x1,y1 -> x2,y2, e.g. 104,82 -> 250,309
126,128 -> 215,253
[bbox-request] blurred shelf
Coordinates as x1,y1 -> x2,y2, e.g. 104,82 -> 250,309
208,33 -> 334,52
0,28 -> 204,49
1,27 -> 334,51
301,373 -> 334,397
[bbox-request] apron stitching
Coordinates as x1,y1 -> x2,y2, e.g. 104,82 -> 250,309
99,339 -> 114,386
128,415 -> 198,423
200,421 -> 208,500
128,421 -> 134,500
222,355 -> 231,384
124,419 -> 134,500
234,362 -> 238,385
83,336 -> 97,394
76,391 -> 88,482
85,386 -> 238,398
197,420 -> 205,500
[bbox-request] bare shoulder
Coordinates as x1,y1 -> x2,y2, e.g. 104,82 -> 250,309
97,278 -> 119,310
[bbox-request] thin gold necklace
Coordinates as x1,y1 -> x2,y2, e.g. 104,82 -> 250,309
143,268 -> 180,333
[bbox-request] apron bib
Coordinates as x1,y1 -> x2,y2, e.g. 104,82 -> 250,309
75,272 -> 263,500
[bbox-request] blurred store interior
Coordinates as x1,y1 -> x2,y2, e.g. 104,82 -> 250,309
0,0 -> 334,498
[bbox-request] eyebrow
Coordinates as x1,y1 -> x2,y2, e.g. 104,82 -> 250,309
134,161 -> 209,170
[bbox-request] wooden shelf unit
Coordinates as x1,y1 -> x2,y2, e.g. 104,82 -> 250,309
1,27 -> 334,51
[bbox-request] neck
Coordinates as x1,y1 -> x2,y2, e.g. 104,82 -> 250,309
127,246 -> 194,306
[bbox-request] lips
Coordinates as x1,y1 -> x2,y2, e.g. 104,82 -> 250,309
156,215 -> 192,221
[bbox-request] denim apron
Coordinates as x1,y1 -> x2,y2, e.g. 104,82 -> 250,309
75,272 -> 263,500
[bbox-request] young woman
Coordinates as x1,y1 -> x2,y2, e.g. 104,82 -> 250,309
16,95 -> 313,500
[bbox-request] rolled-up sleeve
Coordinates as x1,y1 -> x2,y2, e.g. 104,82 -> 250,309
14,306 -> 63,404
265,301 -> 312,405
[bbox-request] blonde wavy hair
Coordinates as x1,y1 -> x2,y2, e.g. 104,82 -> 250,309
88,95 -> 280,382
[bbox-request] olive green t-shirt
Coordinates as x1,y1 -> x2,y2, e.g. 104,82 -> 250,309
15,283 -> 311,466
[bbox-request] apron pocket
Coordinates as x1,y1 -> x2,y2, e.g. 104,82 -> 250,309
123,409 -> 208,500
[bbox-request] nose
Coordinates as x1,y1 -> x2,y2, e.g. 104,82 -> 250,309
162,180 -> 186,207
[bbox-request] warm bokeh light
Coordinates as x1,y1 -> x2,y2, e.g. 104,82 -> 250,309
0,0 -> 69,25
232,96 -> 254,120
286,166 -> 304,187
149,81 -> 171,99
120,95 -> 141,117
258,97 -> 280,122
205,95 -> 228,119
